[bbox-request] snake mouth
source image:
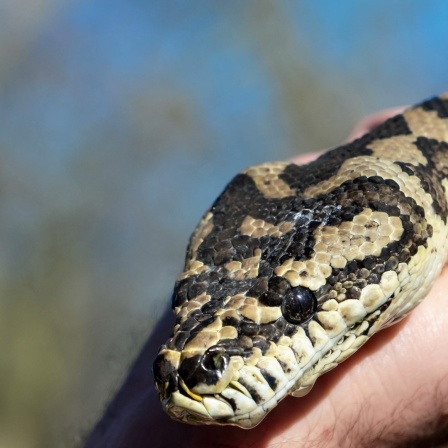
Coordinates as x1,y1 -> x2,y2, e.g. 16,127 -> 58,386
160,347 -> 261,426
163,345 -> 310,428
165,381 -> 252,427
164,370 -> 284,428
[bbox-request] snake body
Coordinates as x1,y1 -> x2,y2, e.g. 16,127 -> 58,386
153,94 -> 448,428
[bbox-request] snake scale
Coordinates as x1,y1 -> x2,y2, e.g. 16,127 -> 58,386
153,94 -> 448,429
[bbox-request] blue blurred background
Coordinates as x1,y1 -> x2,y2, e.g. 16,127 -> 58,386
1,1 -> 448,446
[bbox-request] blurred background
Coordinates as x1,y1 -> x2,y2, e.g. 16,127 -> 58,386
1,1 -> 448,446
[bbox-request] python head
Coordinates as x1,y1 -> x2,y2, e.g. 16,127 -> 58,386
153,104 -> 440,428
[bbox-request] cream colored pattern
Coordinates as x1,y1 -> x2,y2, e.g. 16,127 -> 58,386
240,215 -> 294,238
225,248 -> 262,280
274,209 -> 403,290
244,162 -> 295,199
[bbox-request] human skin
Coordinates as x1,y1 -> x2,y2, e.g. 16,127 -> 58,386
84,109 -> 448,448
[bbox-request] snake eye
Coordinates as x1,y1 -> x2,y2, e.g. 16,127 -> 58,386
281,286 -> 316,324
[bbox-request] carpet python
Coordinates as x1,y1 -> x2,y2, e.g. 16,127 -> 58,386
153,94 -> 448,429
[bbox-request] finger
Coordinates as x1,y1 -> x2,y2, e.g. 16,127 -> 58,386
345,107 -> 407,141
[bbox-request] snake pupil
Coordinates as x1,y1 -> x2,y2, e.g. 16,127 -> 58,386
281,286 -> 316,325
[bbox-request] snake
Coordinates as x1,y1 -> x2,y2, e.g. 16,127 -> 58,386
153,94 -> 448,429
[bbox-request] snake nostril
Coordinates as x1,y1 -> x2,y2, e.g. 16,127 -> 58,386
178,346 -> 230,390
201,347 -> 229,372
